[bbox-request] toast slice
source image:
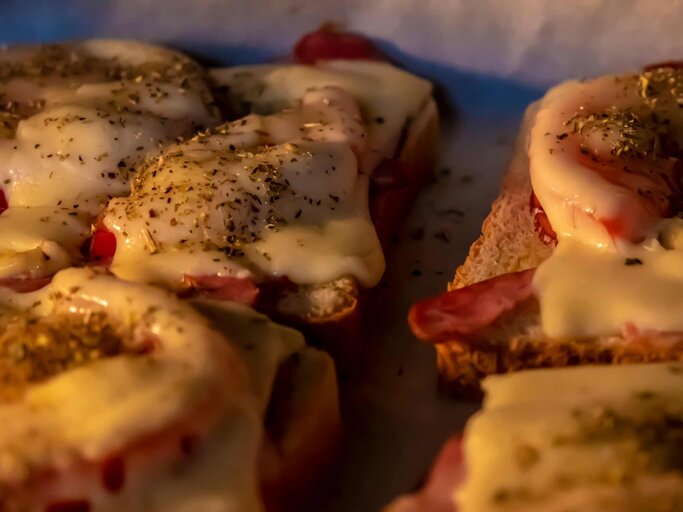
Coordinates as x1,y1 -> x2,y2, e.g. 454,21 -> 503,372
206,58 -> 439,360
259,348 -> 341,512
256,97 -> 439,363
190,299 -> 342,512
411,103 -> 683,397
0,268 -> 340,511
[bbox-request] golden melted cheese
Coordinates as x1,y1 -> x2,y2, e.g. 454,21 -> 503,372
210,60 -> 433,174
104,86 -> 385,288
103,61 -> 432,289
0,267 -> 309,511
457,363 -> 683,512
0,268 -> 247,482
534,227 -> 683,338
529,69 -> 683,338
0,206 -> 91,278
0,40 -> 219,278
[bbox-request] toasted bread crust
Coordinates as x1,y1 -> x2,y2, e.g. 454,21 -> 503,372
435,103 -> 683,396
270,98 -> 439,348
452,104 -> 551,290
371,97 -> 440,247
437,301 -> 683,397
260,348 -> 341,512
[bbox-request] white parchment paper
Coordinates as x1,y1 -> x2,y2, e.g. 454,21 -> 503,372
2,1 -> 683,510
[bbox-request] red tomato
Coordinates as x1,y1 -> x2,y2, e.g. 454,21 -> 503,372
90,226 -> 117,262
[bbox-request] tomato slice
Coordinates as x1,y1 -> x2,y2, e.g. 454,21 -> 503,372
89,226 -> 117,263
293,27 -> 384,64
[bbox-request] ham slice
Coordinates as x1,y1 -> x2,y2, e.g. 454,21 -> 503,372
0,276 -> 52,293
408,269 -> 536,342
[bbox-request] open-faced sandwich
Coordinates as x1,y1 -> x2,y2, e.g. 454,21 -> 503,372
409,63 -> 683,395
0,28 -> 440,510
387,363 -> 683,512
0,40 -> 219,290
0,266 -> 339,511
90,29 -> 438,357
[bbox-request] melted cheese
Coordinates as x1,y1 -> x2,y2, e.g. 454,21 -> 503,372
144,302 -> 308,512
210,60 -> 433,174
529,77 -> 643,247
534,225 -> 683,338
0,267 -> 311,511
0,40 -> 219,278
0,206 -> 91,278
0,40 -> 217,206
104,86 -> 385,288
0,268 -> 248,480
529,70 -> 683,338
104,61 -> 433,288
457,363 -> 683,512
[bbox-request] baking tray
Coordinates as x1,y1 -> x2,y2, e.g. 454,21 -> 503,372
2,1 -> 683,510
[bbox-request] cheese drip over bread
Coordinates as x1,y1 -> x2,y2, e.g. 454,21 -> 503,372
529,67 -> 683,338
457,363 -> 683,512
0,40 -> 218,278
0,267 -> 309,512
104,86 -> 385,288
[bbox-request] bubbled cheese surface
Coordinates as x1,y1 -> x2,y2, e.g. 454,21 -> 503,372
457,363 -> 683,512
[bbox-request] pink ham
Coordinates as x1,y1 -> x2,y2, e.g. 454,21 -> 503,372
0,276 -> 52,293
408,269 -> 536,342
182,274 -> 259,306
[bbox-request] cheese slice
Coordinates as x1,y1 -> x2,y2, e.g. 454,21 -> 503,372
0,40 -> 217,206
534,229 -> 683,338
457,363 -> 683,512
127,303 -> 307,512
103,61 -> 433,289
191,299 -> 306,414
